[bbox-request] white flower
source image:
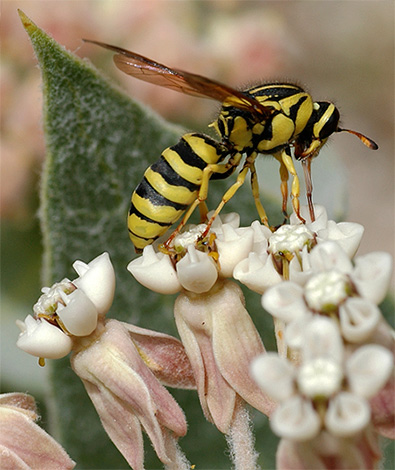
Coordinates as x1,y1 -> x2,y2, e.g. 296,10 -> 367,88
345,344 -> 393,398
268,224 -> 314,255
303,270 -> 350,313
289,205 -> 364,258
233,251 -> 282,294
16,253 -> 116,361
262,244 -> 392,343
352,251 -> 393,304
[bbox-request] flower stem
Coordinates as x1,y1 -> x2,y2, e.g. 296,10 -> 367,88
226,397 -> 260,470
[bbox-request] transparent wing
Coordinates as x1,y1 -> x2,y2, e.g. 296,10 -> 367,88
84,39 -> 272,118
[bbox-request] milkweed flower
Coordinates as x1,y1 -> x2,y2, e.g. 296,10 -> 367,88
16,253 -> 194,470
0,392 -> 75,470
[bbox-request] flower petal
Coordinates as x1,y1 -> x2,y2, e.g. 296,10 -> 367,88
262,281 -> 307,322
251,352 -> 296,402
301,317 -> 343,364
346,344 -> 393,398
0,406 -> 75,470
72,252 -> 115,315
127,245 -> 181,294
16,315 -> 72,359
57,289 -> 98,336
309,241 -> 353,274
290,204 -> 328,231
317,221 -> 364,259
370,375 -> 395,438
339,298 -> 381,343
121,322 -> 195,389
174,288 -> 236,433
233,252 -> 282,294
325,392 -> 370,437
215,224 -> 254,278
211,282 -> 275,416
352,252 -> 393,304
71,320 -> 187,466
271,396 -> 321,441
176,246 -> 218,293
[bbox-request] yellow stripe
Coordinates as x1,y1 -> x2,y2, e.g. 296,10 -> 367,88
313,103 -> 336,137
128,213 -> 169,238
129,232 -> 154,250
144,167 -> 198,205
162,148 -> 203,184
183,134 -> 222,164
131,192 -> 184,224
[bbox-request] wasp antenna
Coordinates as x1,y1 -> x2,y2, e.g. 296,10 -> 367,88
337,128 -> 378,150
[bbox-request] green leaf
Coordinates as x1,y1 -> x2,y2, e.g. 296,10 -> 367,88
19,10 -> 280,469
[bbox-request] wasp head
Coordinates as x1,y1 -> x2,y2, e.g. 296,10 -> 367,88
295,101 -> 378,160
294,101 -> 340,160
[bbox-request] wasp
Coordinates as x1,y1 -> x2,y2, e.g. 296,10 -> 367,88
84,40 -> 378,252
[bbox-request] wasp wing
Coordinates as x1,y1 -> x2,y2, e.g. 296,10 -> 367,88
84,40 -> 271,119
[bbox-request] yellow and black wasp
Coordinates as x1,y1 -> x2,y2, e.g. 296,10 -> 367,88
85,40 -> 378,252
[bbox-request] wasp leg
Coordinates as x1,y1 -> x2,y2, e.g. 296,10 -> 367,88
250,161 -> 269,226
163,154 -> 242,249
203,152 -> 259,235
278,147 -> 305,224
274,153 -> 290,222
301,157 -> 315,222
198,201 -> 209,222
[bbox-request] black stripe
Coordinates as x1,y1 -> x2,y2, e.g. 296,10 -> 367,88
247,84 -> 303,100
135,178 -> 188,210
151,157 -> 199,192
173,137 -> 207,170
128,204 -> 170,226
288,95 -> 307,122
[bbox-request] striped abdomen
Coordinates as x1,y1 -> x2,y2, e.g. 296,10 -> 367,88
128,133 -> 225,251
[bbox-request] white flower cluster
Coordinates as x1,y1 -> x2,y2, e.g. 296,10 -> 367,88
16,253 -> 115,360
127,205 -> 367,296
127,212 -> 262,294
127,205 -> 394,446
251,317 -> 393,441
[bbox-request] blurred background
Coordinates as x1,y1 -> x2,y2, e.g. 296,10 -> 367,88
1,0 -> 393,407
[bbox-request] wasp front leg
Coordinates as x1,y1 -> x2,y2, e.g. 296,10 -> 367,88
273,154 -> 290,223
276,146 -> 305,224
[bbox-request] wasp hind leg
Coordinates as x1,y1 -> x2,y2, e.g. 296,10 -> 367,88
202,151 -> 262,237
162,155 -> 242,251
